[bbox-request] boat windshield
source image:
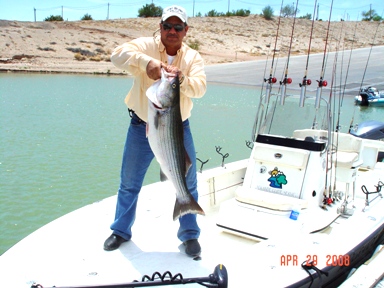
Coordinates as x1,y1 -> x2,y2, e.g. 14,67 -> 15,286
254,93 -> 329,138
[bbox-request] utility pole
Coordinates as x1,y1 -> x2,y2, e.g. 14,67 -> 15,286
62,6 -> 63,19
107,3 -> 110,20
370,4 -> 372,20
34,8 -> 36,22
316,3 -> 319,20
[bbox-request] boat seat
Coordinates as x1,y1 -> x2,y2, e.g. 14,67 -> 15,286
360,139 -> 384,169
334,151 -> 359,167
236,187 -> 308,211
333,133 -> 363,169
332,133 -> 363,196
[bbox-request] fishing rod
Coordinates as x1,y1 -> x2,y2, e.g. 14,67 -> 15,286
263,0 -> 284,104
279,0 -> 299,105
335,19 -> 346,133
314,0 -> 333,111
317,0 -> 334,203
329,35 -> 342,198
251,2 -> 284,140
31,264 -> 228,288
298,0 -> 316,109
339,17 -> 359,109
251,37 -> 273,141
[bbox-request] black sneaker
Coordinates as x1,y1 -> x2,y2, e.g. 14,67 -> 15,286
183,239 -> 201,256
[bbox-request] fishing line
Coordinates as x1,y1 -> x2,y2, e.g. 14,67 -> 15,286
262,0 -> 285,136
251,37 -> 273,141
340,17 -> 359,109
263,0 -> 284,104
318,0 -> 334,199
267,1 -> 300,135
279,0 -> 299,105
350,19 -> 382,130
333,18 -> 346,133
299,0 -> 317,109
252,1 -> 284,140
314,0 -> 333,111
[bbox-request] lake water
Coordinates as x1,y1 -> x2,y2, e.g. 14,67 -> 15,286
1,73 -> 383,255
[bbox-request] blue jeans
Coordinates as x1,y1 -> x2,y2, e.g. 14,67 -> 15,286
110,113 -> 201,242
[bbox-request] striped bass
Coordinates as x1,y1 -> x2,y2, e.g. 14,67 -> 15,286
146,68 -> 205,221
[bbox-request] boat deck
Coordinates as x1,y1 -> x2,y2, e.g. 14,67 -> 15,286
1,163 -> 383,287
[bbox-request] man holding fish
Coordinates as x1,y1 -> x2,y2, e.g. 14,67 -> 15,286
104,5 -> 207,257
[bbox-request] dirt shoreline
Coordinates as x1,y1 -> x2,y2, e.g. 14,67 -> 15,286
1,16 -> 383,75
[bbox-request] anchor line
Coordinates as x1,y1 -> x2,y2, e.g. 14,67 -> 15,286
349,19 -> 382,130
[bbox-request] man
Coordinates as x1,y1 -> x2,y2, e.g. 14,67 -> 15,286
104,5 -> 206,256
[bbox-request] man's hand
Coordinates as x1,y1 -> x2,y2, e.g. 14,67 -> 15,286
146,59 -> 163,80
164,65 -> 184,83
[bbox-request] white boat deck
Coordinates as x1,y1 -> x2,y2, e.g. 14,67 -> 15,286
1,160 -> 383,287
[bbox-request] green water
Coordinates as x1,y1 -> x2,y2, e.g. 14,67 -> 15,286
1,73 -> 383,255
0,74 -> 260,254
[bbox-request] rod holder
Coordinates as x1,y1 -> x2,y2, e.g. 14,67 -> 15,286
280,85 -> 286,105
299,85 -> 306,107
315,87 -> 322,109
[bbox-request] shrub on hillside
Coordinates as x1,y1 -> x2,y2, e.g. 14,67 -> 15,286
138,3 -> 162,17
44,15 -> 64,21
81,14 -> 93,20
262,6 -> 274,20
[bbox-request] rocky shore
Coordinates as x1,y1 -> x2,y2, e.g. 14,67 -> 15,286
0,16 -> 383,74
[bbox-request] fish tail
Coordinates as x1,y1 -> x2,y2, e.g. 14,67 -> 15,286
173,195 -> 205,221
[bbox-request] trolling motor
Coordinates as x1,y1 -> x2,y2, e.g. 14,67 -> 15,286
31,264 -> 228,288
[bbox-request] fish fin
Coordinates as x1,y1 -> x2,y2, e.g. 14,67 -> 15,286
173,195 -> 205,221
185,149 -> 192,176
160,169 -> 168,182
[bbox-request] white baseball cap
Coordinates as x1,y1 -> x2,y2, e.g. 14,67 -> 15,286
162,5 -> 188,24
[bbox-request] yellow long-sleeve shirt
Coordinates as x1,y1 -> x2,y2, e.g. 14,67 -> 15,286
111,35 -> 207,122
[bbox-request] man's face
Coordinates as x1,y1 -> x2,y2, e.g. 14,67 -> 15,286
160,16 -> 188,50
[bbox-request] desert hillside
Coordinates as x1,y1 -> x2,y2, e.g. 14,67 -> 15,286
0,15 -> 383,74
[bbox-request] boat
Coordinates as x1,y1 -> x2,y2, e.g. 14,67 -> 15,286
355,87 -> 384,106
1,81 -> 384,287
2,6 -> 384,288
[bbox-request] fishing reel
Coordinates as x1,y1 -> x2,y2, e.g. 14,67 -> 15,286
316,79 -> 328,87
299,78 -> 312,87
264,76 -> 277,84
280,77 -> 292,85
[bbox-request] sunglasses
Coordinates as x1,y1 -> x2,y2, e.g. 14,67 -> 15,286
162,22 -> 185,32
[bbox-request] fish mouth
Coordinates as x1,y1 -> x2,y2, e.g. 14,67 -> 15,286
153,103 -> 162,109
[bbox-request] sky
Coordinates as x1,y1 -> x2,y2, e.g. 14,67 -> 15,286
0,0 -> 383,22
